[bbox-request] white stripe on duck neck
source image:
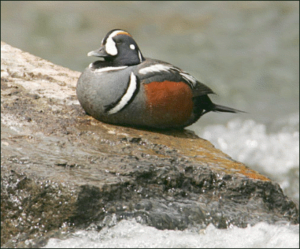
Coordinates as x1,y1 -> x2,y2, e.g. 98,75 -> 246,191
89,64 -> 128,73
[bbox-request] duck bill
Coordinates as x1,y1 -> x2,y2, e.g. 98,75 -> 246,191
87,46 -> 109,57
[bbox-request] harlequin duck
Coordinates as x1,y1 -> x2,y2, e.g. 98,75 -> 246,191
77,29 -> 243,129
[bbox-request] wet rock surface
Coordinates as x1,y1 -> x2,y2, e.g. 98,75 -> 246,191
1,42 -> 298,248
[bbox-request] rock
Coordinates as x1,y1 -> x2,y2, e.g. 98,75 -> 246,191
1,42 -> 298,248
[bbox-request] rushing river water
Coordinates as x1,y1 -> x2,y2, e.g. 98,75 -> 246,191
1,1 -> 299,248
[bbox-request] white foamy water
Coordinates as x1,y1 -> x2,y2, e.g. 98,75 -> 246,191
44,219 -> 298,248
198,113 -> 299,204
201,116 -> 299,174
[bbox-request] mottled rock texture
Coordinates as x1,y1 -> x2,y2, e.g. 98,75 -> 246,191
1,42 -> 298,247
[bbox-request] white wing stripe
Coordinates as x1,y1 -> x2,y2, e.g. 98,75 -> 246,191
180,72 -> 197,86
139,64 -> 173,74
139,64 -> 197,87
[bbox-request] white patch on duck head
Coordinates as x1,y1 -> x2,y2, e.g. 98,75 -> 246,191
104,30 -> 132,56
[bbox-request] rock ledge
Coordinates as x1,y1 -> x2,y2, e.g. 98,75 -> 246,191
1,42 -> 298,248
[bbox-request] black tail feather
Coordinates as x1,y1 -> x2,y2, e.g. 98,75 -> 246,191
212,104 -> 245,114
193,95 -> 246,117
